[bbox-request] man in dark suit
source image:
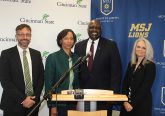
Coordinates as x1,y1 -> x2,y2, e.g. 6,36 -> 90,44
0,24 -> 44,116
74,20 -> 122,115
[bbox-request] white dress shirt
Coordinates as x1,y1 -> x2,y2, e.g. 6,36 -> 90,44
86,38 -> 99,59
86,38 -> 99,66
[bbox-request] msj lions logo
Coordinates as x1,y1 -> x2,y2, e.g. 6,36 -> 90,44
100,0 -> 113,15
161,87 -> 165,105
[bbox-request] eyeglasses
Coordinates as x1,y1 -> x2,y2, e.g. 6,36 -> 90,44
17,33 -> 31,37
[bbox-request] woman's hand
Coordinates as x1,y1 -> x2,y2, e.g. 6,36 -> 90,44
51,107 -> 58,116
123,102 -> 133,112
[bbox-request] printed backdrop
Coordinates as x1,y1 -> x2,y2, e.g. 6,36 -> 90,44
91,0 -> 165,116
1,0 -> 165,116
0,0 -> 90,115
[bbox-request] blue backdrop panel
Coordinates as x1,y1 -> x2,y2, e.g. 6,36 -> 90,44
91,0 -> 165,115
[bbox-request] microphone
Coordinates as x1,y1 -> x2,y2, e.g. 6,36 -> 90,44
81,51 -> 92,63
72,57 -> 83,67
72,52 -> 92,68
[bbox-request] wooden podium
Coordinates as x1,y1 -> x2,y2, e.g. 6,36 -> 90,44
68,110 -> 107,116
52,93 -> 127,101
52,89 -> 127,116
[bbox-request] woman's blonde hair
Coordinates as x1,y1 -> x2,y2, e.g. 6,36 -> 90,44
131,37 -> 154,65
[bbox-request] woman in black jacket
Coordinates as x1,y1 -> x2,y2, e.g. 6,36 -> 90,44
120,37 -> 156,116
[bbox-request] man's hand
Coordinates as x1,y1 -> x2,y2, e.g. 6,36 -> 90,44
22,96 -> 36,108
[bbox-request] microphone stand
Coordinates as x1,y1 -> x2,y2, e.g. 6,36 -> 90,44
27,57 -> 83,116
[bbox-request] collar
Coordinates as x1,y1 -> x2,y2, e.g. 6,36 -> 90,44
60,48 -> 73,58
88,38 -> 100,45
17,45 -> 30,54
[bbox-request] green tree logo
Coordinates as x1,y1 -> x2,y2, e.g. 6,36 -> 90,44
77,0 -> 82,5
42,51 -> 49,59
42,14 -> 49,21
76,33 -> 82,41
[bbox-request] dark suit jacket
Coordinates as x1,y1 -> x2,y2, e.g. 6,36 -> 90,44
74,38 -> 122,93
0,46 -> 44,112
120,60 -> 156,116
44,49 -> 79,108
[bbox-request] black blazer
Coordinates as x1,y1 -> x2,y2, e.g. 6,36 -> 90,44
0,46 -> 44,112
120,60 -> 156,116
74,38 -> 122,93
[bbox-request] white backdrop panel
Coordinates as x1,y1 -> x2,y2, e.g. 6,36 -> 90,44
0,0 -> 90,115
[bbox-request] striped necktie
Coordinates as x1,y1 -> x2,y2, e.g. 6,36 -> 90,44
23,50 -> 33,96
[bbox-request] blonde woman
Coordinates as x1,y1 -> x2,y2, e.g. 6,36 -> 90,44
120,37 -> 156,116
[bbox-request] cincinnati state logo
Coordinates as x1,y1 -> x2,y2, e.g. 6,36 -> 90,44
57,0 -> 86,8
100,0 -> 113,16
20,13 -> 54,24
128,23 -> 152,38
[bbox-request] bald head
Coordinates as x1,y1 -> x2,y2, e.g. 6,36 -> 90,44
88,20 -> 101,40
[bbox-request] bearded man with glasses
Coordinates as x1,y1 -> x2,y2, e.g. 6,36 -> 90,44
0,24 -> 44,116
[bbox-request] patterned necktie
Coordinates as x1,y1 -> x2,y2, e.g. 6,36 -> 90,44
23,50 -> 33,96
88,41 -> 94,71
68,57 -> 74,89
